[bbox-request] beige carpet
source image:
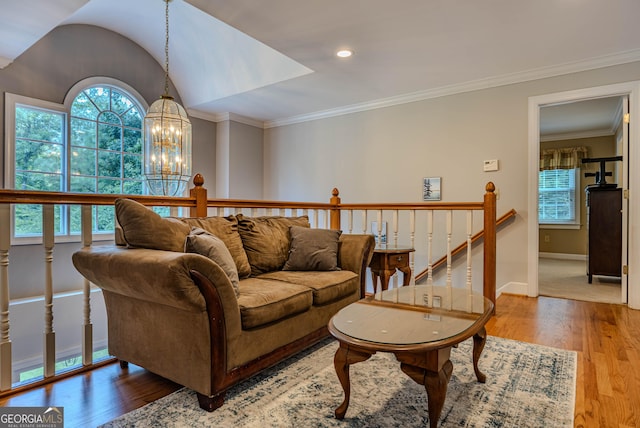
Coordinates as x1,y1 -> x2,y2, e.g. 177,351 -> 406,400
538,258 -> 621,304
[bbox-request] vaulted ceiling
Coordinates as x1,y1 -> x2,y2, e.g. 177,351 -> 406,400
2,0 -> 639,131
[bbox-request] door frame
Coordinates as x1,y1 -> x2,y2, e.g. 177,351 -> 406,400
528,81 -> 640,309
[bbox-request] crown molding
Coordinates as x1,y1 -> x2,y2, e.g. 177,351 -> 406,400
540,128 -> 615,142
0,56 -> 13,69
610,98 -> 623,135
265,48 -> 640,129
187,110 -> 265,128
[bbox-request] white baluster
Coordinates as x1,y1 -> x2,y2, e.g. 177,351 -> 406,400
361,211 -> 367,234
376,209 -> 383,246
446,210 -> 452,310
348,210 -> 353,234
427,210 -> 434,307
81,205 -> 93,365
43,204 -> 55,378
466,210 -> 474,312
388,210 -> 398,289
0,204 -> 12,390
409,210 -> 416,287
393,210 -> 399,246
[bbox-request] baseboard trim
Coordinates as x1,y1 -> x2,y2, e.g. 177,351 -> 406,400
497,282 -> 528,297
539,252 -> 587,261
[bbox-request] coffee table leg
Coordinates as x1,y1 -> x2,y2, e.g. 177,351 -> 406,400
472,326 -> 487,383
401,359 -> 453,428
334,342 -> 373,419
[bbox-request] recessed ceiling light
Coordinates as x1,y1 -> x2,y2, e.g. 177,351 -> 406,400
336,49 -> 353,58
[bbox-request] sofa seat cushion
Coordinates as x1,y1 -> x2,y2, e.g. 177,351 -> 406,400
258,271 -> 358,305
237,278 -> 313,329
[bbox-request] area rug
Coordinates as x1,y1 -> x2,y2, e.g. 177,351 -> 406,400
101,336 -> 576,427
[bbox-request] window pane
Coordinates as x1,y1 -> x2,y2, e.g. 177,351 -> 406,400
15,171 -> 62,192
123,129 -> 142,152
70,176 -> 96,193
96,206 -> 115,232
15,107 -> 63,142
111,90 -> 134,115
538,168 -> 577,223
16,139 -> 62,174
122,108 -> 142,128
98,124 -> 121,151
98,152 -> 121,178
99,111 -> 121,125
15,204 -> 42,235
70,147 -> 96,176
98,178 -> 121,194
70,118 -> 96,147
123,154 -> 142,179
71,93 -> 99,120
14,204 -> 63,236
85,87 -> 109,112
123,180 -> 143,195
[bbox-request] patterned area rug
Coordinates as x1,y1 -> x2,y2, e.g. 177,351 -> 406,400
102,336 -> 576,427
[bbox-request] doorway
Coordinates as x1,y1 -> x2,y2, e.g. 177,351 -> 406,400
538,96 -> 625,303
527,81 -> 640,310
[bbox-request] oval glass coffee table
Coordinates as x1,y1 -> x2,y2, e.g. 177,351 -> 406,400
328,285 -> 494,428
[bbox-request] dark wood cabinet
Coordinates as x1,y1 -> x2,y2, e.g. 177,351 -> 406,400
586,186 -> 622,283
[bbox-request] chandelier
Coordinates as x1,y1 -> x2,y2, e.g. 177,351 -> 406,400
143,0 -> 192,196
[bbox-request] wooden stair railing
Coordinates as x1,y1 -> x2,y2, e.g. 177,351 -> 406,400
415,209 -> 517,283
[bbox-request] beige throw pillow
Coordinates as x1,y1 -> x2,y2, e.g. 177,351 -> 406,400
283,226 -> 342,271
115,198 -> 190,252
181,216 -> 251,279
185,227 -> 240,297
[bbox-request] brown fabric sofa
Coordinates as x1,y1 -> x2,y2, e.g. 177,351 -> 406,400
72,199 -> 375,411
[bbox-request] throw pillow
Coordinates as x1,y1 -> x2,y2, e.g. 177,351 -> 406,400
115,198 -> 190,252
237,214 -> 310,276
185,227 -> 240,297
283,226 -> 342,271
181,216 -> 251,279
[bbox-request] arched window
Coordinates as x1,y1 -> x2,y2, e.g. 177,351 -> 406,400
67,85 -> 145,233
6,78 -> 148,240
69,86 -> 144,195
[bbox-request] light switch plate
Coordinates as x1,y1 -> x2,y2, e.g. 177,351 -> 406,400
483,159 -> 499,172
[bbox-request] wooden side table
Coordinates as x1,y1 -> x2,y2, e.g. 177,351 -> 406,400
368,245 -> 415,292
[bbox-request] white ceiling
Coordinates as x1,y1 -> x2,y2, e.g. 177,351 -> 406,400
1,0 -> 639,131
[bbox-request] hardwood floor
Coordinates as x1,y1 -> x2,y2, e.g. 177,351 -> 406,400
1,293 -> 639,427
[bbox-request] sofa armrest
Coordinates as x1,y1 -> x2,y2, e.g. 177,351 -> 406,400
72,246 -> 240,319
338,234 -> 375,297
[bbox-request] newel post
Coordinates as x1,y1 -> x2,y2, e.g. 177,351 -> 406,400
190,174 -> 208,218
483,182 -> 497,313
330,188 -> 341,230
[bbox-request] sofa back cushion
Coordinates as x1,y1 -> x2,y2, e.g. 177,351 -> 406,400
115,198 -> 190,252
181,216 -> 251,278
283,226 -> 342,271
237,215 -> 310,276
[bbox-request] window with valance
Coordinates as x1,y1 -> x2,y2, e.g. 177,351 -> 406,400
539,146 -> 589,170
539,146 -> 588,227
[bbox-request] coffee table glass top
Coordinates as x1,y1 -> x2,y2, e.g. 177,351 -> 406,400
331,285 -> 492,345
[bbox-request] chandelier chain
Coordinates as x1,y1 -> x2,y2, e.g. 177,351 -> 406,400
164,0 -> 170,96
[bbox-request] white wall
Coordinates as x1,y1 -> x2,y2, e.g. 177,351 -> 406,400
264,61 -> 640,291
